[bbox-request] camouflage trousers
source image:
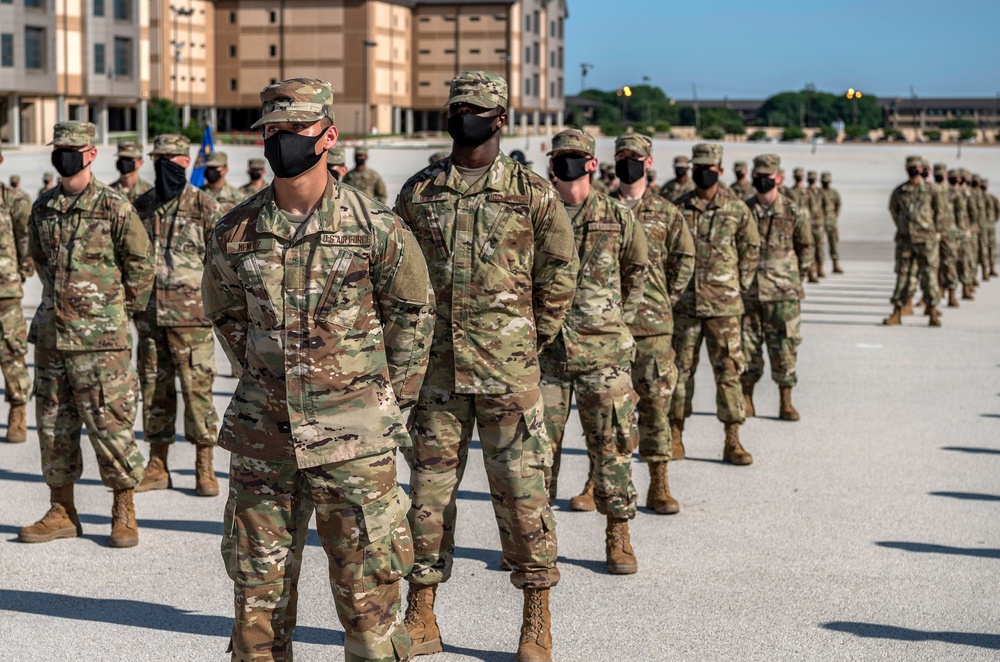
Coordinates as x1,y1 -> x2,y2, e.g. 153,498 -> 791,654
540,363 -> 639,520
956,233 -> 976,286
670,315 -> 746,425
631,335 -> 678,463
978,224 -> 992,271
223,450 -> 412,662
970,228 -> 981,272
811,224 -> 825,270
892,239 -> 940,308
134,317 -> 218,445
937,230 -> 960,291
406,386 -> 559,590
0,299 -> 30,405
825,220 -> 840,261
741,299 -> 802,389
35,347 -> 145,489
988,223 -> 997,269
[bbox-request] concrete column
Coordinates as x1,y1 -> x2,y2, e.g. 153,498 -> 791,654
533,109 -> 540,136
507,106 -> 516,135
182,103 -> 191,128
138,98 -> 148,143
544,112 -> 552,136
10,94 -> 20,145
208,107 -> 218,131
98,99 -> 110,145
56,95 -> 66,123
520,111 -> 527,138
393,106 -> 401,135
556,110 -> 563,132
405,108 -> 413,137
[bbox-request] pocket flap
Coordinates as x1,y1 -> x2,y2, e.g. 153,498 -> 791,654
361,485 -> 411,545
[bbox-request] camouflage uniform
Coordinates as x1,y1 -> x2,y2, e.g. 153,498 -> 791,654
741,155 -> 812,391
28,122 -> 154,490
971,176 -> 991,277
931,164 -> 959,293
730,161 -> 755,199
888,157 -> 941,310
203,79 -> 433,662
659,155 -> 696,203
344,148 -> 388,203
37,172 -> 56,198
819,172 -> 842,264
133,135 -> 220,451
670,144 -> 760,426
0,174 -> 34,414
239,157 -> 270,195
984,180 -> 998,275
396,85 -> 576,592
201,151 -> 248,215
9,176 -> 31,207
805,172 -> 826,274
109,141 -> 153,202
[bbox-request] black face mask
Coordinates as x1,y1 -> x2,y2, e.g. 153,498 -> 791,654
752,175 -> 776,194
328,166 -> 341,181
355,157 -> 367,167
552,154 -> 591,182
615,158 -> 646,185
116,158 -> 136,175
52,149 -> 86,178
204,168 -> 222,184
154,159 -> 188,200
807,178 -> 816,186
692,167 -> 719,190
264,130 -> 325,179
249,170 -> 263,181
906,166 -> 922,178
674,168 -> 688,179
735,170 -> 747,180
794,176 -> 803,184
921,168 -> 930,178
447,112 -> 500,148
948,178 -> 958,186
822,182 -> 830,188
934,175 -> 945,183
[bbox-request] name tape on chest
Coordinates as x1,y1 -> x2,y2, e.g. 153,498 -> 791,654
587,222 -> 620,232
487,193 -> 529,204
226,238 -> 274,254
416,193 -> 449,204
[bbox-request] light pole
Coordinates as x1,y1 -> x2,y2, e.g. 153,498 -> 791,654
616,86 -> 632,124
362,40 -> 377,136
846,87 -> 862,126
580,63 -> 593,93
642,75 -> 651,125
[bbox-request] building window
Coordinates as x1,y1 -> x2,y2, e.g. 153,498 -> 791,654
24,0 -> 42,8
444,48 -> 455,54
443,15 -> 454,22
230,78 -> 237,91
114,36 -> 131,77
270,78 -> 277,84
549,51 -> 554,67
525,79 -> 530,97
1,34 -> 12,67
558,77 -> 563,98
269,10 -> 276,23
419,81 -> 430,87
550,82 -> 554,99
525,14 -> 530,31
533,11 -> 539,33
113,0 -> 130,21
94,43 -> 105,74
228,44 -> 236,57
470,16 -> 480,22
533,73 -> 539,96
94,0 -> 104,17
0,0 -> 12,5
549,20 -> 555,37
269,44 -> 276,57
533,43 -> 538,65
558,47 -> 563,68
229,11 -> 236,24
24,26 -> 44,70
419,17 -> 429,23
558,17 -> 564,39
419,49 -> 430,55
470,48 -> 480,54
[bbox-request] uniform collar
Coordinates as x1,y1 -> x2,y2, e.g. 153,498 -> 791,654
432,151 -> 509,195
255,174 -> 342,241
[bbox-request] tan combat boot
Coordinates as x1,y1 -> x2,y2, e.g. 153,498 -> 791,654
743,382 -> 755,418
900,300 -> 914,316
882,307 -> 902,326
404,584 -> 443,657
136,442 -> 171,492
928,307 -> 942,327
567,456 -> 596,511
779,386 -> 800,422
991,266 -> 998,277
18,484 -> 82,543
947,288 -> 960,308
832,259 -> 843,274
109,488 -> 139,548
807,270 -> 819,283
816,262 -> 826,278
5,403 -> 27,443
515,588 -> 552,662
669,418 -> 685,460
646,461 -> 679,515
722,423 -> 753,466
605,517 -> 638,574
195,443 -> 219,497
962,283 -> 975,300
983,264 -> 991,282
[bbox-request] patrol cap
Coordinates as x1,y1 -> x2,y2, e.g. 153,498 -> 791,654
734,160 -> 748,171
905,155 -> 923,168
205,151 -> 228,167
933,162 -> 947,174
821,171 -> 832,182
673,155 -> 690,168
355,146 -> 369,157
971,173 -> 981,183
752,154 -> 780,175
248,158 -> 266,170
548,129 -> 595,157
647,168 -> 657,179
959,167 -> 972,178
807,170 -> 818,179
42,171 -> 54,182
327,146 -> 346,166
9,175 -> 19,185
691,143 -> 722,166
252,78 -> 336,129
116,140 -> 143,159
947,168 -> 959,178
428,151 -> 449,164
445,70 -> 508,109
149,134 -> 191,156
48,121 -> 96,148
615,132 -> 652,158
793,167 -> 805,177
600,162 -> 614,174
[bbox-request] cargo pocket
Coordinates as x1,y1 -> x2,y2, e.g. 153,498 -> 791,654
0,305 -> 26,358
519,398 -> 551,475
611,390 -> 639,455
221,495 -> 239,582
359,486 -> 414,592
727,330 -> 746,375
190,340 -> 215,373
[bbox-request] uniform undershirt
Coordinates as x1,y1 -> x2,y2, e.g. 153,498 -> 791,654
454,163 -> 491,187
564,202 -> 584,219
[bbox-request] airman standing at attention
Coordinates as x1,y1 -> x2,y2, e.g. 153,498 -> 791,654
970,174 -> 990,283
200,151 -> 247,215
109,141 -> 153,202
660,155 -> 695,203
805,171 -> 826,279
396,71 -> 577,662
731,161 -> 755,199
982,178 -> 998,277
343,145 -> 387,203
238,157 -> 269,195
327,146 -> 349,180
132,134 -> 221,497
819,172 -> 843,274
37,172 -> 57,197
931,163 -> 960,308
19,121 -> 154,548
947,169 -> 975,301
8,175 -> 30,206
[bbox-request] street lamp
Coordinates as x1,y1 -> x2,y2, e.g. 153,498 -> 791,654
846,87 -> 863,126
642,75 -> 651,125
362,40 -> 377,136
580,63 -> 594,93
617,86 -> 632,124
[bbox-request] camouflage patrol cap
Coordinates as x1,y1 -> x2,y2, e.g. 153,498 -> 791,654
548,129 -> 595,157
9,175 -> 19,185
647,168 -> 657,179
615,132 -> 653,158
947,168 -> 959,178
933,162 -> 947,174
252,78 -> 336,129
959,167 -> 972,178
807,170 -> 818,179
149,134 -> 191,156
248,158 -> 266,170
428,151 -> 449,164
43,171 -> 54,182
821,171 -> 832,183
971,173 -> 981,183
752,154 -> 780,175
355,146 -> 369,157
734,160 -> 748,171
691,143 -> 722,166
48,121 -> 96,148
600,162 -> 614,174
793,167 -> 805,177
905,155 -> 923,168
327,146 -> 346,166
116,140 -> 143,159
206,151 -> 228,167
673,155 -> 690,168
445,70 -> 508,109
982,178 -> 989,187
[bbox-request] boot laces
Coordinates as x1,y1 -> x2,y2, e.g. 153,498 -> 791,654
522,591 -> 544,640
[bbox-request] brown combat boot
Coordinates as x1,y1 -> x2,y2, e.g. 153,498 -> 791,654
928,307 -> 942,327
983,264 -> 991,282
947,288 -> 960,308
832,259 -> 843,274
646,461 -> 679,515
5,403 -> 27,443
922,302 -> 932,316
195,444 -> 219,497
669,418 -> 685,460
779,386 -> 800,421
900,300 -> 914,316
605,517 -> 637,574
991,266 -> 998,277
743,382 -> 755,418
962,283 -> 975,300
816,262 -> 826,278
807,269 -> 819,283
109,488 -> 139,548
136,442 -> 171,492
515,588 -> 552,662
722,423 -> 753,465
18,484 -> 82,543
404,584 -> 443,657
567,456 -> 596,511
882,307 -> 902,326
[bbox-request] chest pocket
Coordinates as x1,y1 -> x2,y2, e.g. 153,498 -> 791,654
69,213 -> 110,266
169,214 -> 207,257
481,204 -> 532,275
236,247 -> 280,329
703,211 -> 738,247
412,197 -> 450,258
581,222 -> 622,275
315,248 -> 371,330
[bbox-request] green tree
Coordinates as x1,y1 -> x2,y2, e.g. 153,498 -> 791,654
882,127 -> 905,141
757,89 -> 881,130
679,107 -> 744,134
781,126 -> 805,142
816,125 -> 838,141
700,125 -> 725,140
958,127 -> 976,141
845,125 -> 869,140
923,129 -> 942,142
579,84 -> 679,127
747,129 -> 768,142
940,118 -> 976,130
148,97 -> 178,138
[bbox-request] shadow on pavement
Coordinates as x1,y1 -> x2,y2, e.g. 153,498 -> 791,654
940,446 -> 1000,455
929,491 -> 1000,502
822,621 -> 1000,650
980,413 -> 1000,419
875,541 -> 1000,559
455,545 -> 607,575
0,469 -> 103,486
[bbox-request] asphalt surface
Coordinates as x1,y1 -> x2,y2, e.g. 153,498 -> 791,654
0,140 -> 997,661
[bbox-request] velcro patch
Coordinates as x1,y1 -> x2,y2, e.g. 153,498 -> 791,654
227,238 -> 274,253
487,194 -> 529,204
321,234 -> 372,246
588,222 -> 620,232
416,193 -> 449,203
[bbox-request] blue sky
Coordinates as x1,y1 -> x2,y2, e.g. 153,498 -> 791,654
564,0 -> 1000,100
